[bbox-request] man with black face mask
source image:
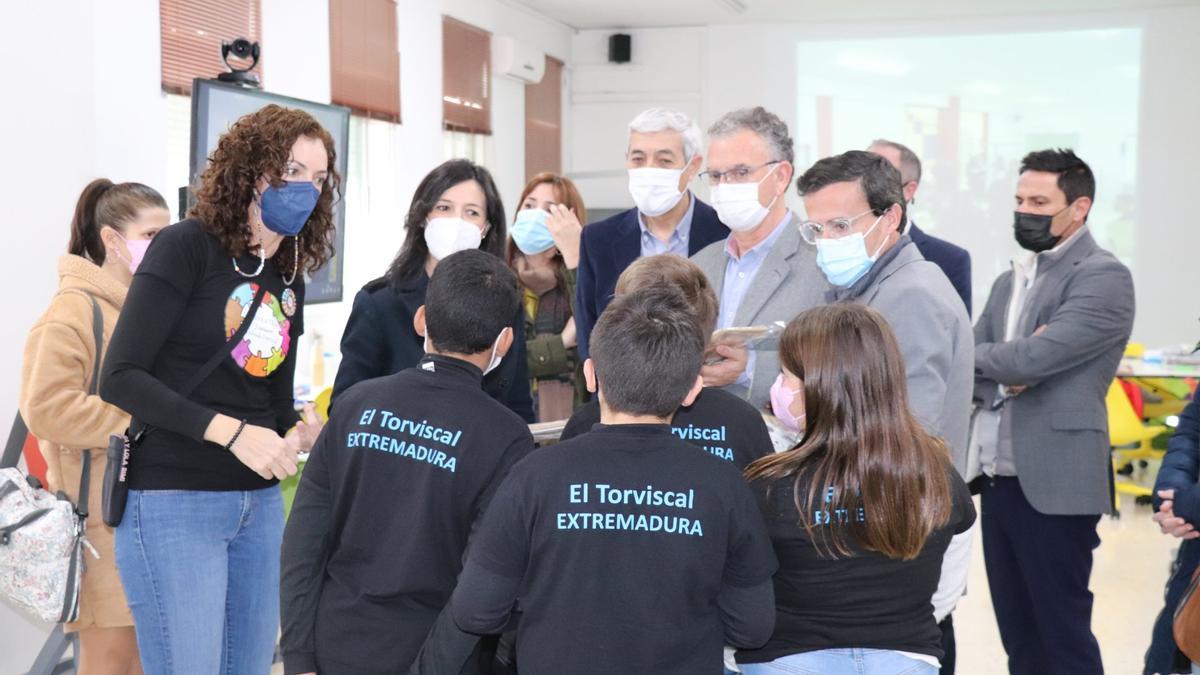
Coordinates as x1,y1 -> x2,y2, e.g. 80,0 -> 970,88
968,148 -> 1134,675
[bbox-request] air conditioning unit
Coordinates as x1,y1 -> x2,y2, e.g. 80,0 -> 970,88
493,36 -> 546,84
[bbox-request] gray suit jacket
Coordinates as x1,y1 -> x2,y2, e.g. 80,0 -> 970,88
836,240 -> 975,474
973,229 -> 1135,515
691,220 -> 829,409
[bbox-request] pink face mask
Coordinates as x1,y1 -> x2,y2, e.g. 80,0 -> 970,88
116,234 -> 152,274
770,373 -> 805,433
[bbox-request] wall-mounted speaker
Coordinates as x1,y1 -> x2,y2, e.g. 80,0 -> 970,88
608,33 -> 631,64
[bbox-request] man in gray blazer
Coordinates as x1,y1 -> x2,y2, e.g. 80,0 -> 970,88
690,107 -> 828,409
971,149 -> 1134,675
795,150 -> 975,473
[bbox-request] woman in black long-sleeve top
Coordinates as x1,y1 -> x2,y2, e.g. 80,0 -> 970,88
332,159 -> 534,421
99,105 -> 334,674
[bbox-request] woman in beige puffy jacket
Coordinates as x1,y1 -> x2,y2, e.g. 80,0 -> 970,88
20,179 -> 169,675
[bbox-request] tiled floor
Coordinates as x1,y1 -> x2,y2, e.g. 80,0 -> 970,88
273,495 -> 1180,675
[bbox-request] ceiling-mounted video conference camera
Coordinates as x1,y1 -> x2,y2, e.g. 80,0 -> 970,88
217,38 -> 261,88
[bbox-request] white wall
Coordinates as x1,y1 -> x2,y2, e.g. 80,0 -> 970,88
568,6 -> 1200,347
0,0 -> 572,668
1134,6 -> 1200,349
2,1 -> 97,423
568,27 -> 708,209
1,1 -> 101,665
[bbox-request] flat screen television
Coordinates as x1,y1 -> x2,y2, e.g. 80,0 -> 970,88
189,78 -> 351,304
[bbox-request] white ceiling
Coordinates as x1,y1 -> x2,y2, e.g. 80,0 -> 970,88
512,0 -> 1200,30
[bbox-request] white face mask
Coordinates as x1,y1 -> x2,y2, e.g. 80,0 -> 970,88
424,326 -> 509,376
424,217 -> 484,261
482,327 -> 508,375
710,163 -> 782,232
628,168 -> 685,216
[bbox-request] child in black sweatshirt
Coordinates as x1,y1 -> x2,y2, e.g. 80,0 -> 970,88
444,285 -> 778,674
561,254 -> 774,471
280,250 -> 535,675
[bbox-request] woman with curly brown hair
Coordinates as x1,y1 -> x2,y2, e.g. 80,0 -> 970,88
100,104 -> 337,674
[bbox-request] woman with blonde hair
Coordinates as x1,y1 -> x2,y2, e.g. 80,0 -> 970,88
738,303 -> 975,674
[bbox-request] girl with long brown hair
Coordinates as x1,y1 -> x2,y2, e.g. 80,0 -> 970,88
20,179 -> 169,674
100,105 -> 336,673
737,303 -> 974,675
507,172 -> 587,420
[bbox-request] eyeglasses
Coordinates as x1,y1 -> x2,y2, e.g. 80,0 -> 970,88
699,160 -> 781,186
799,209 -> 877,244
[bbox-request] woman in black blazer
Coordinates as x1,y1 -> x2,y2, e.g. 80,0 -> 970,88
332,159 -> 534,421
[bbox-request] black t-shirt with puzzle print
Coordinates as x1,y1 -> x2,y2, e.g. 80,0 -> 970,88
101,218 -> 304,491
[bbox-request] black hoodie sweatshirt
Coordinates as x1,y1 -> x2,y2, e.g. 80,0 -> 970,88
280,354 -> 535,674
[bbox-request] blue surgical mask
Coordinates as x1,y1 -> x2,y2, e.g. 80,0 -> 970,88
814,213 -> 886,287
510,209 -> 556,255
260,181 -> 320,236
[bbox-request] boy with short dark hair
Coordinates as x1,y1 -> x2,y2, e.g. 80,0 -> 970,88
448,286 -> 778,674
280,250 -> 536,674
561,254 -> 774,469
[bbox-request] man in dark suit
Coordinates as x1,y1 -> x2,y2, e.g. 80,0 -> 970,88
576,108 -> 729,357
869,139 -> 973,316
970,149 -> 1134,674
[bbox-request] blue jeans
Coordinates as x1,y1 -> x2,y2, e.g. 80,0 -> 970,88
115,487 -> 284,675
740,649 -> 938,675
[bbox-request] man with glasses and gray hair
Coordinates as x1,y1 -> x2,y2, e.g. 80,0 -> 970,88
575,108 -> 730,358
868,139 -> 973,315
691,107 -> 828,409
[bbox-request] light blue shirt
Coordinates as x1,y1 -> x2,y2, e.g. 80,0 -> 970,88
717,211 -> 793,387
637,192 -> 695,258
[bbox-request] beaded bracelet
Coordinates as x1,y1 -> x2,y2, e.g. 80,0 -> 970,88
225,419 -> 248,451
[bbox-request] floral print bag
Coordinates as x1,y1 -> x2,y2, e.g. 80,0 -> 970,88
0,293 -> 102,623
